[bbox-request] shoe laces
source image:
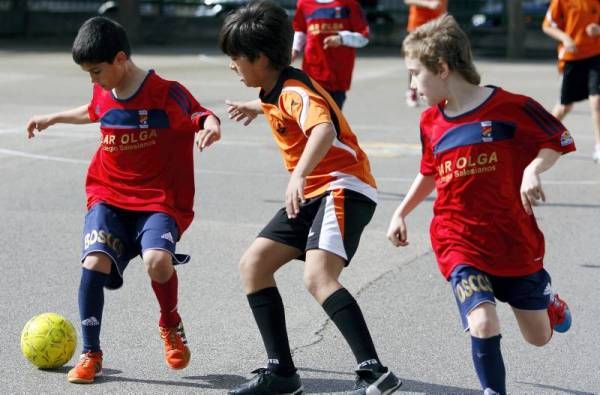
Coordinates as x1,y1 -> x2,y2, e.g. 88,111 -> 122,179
549,294 -> 566,320
160,326 -> 183,351
354,369 -> 377,388
79,352 -> 100,369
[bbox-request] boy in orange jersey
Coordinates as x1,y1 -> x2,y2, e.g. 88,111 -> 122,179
404,0 -> 447,107
218,1 -> 401,394
542,0 -> 600,163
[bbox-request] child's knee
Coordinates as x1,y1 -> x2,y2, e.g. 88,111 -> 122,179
239,252 -> 262,282
82,252 -> 112,274
143,250 -> 173,280
302,270 -> 322,296
468,308 -> 500,338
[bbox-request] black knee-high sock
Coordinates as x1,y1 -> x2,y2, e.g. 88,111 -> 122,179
247,287 -> 296,376
471,335 -> 506,395
322,288 -> 380,368
78,268 -> 108,353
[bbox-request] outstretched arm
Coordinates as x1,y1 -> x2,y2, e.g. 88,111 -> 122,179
225,99 -> 263,126
286,122 -> 335,218
520,148 -> 562,215
387,173 -> 435,247
26,104 -> 91,138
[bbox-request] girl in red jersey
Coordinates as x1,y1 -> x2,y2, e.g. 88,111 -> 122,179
387,14 -> 574,395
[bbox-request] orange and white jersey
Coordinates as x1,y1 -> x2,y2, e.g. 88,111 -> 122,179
543,0 -> 600,68
259,66 -> 377,202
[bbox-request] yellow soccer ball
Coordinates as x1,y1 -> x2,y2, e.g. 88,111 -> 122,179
21,313 -> 77,369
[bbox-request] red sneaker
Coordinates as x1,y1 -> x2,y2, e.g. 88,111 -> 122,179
548,293 -> 572,333
67,351 -> 103,384
159,321 -> 191,369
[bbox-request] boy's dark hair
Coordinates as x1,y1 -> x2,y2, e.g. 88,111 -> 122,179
219,0 -> 292,70
72,16 -> 131,65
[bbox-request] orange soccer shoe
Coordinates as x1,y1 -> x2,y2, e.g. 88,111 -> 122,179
67,351 -> 103,384
159,321 -> 191,370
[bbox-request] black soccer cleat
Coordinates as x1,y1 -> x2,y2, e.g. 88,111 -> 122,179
349,367 -> 402,395
228,368 -> 303,394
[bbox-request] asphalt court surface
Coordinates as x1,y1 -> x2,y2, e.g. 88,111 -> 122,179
1,45 -> 599,394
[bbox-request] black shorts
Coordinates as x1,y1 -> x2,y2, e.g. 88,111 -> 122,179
258,189 -> 376,265
560,54 -> 600,105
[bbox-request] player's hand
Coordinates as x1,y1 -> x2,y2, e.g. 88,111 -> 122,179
26,115 -> 53,139
226,100 -> 258,126
387,215 -> 409,247
195,125 -> 221,151
562,37 -> 576,53
585,23 -> 600,37
285,173 -> 305,219
323,34 -> 342,50
520,168 -> 545,215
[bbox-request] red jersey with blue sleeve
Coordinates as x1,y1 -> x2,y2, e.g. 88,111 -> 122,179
293,0 -> 369,92
86,70 -> 215,235
419,87 -> 575,279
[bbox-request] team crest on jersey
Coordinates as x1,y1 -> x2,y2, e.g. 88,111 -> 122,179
138,109 -> 149,129
480,121 -> 493,142
335,6 -> 342,18
560,130 -> 573,146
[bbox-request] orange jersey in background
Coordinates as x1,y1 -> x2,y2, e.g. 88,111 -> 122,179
543,0 -> 600,69
259,67 -> 377,202
407,0 -> 447,32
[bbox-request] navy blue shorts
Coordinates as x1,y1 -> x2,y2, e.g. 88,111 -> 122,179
450,265 -> 552,331
82,203 -> 190,289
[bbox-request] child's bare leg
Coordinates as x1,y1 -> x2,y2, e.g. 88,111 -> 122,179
512,307 -> 551,346
551,102 -> 573,121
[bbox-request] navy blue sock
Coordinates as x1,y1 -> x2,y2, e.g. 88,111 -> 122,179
471,335 -> 506,395
78,268 -> 108,353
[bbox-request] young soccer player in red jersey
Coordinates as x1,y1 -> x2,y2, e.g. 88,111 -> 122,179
219,1 -> 400,394
542,0 -> 600,163
387,15 -> 573,395
291,0 -> 369,109
403,0 -> 446,107
25,16 -> 220,384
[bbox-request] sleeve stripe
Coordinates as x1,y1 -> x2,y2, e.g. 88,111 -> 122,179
527,100 -> 564,131
169,84 -> 191,115
282,86 -> 310,132
523,100 -> 562,136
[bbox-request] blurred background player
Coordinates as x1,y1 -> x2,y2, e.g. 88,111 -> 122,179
388,15 -> 573,395
403,0 -> 447,107
25,16 -> 220,384
291,0 -> 370,109
220,1 -> 401,394
542,0 -> 600,163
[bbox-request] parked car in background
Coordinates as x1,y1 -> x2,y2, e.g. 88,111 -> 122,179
468,0 -> 554,55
